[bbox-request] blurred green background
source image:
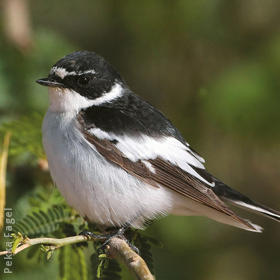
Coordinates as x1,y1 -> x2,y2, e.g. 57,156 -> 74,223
1,0 -> 280,279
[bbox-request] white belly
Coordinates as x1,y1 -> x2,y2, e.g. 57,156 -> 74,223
42,111 -> 176,228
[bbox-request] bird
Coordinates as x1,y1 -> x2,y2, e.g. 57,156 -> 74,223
37,50 -> 280,236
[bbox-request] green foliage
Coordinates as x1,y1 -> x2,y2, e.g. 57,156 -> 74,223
11,233 -> 24,253
13,186 -> 86,238
13,205 -> 74,237
0,113 -> 45,158
91,253 -> 121,280
59,245 -> 88,280
28,187 -> 66,211
11,188 -> 90,279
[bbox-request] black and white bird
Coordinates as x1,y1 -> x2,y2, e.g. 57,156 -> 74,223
37,50 -> 280,234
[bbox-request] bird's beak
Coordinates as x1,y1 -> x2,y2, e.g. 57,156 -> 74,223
36,78 -> 66,88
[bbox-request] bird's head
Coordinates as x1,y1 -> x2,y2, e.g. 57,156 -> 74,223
37,51 -> 125,112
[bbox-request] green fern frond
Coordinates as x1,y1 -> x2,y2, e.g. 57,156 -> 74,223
58,245 -> 88,280
13,205 -> 74,237
0,112 -> 44,158
100,259 -> 122,280
28,187 -> 65,209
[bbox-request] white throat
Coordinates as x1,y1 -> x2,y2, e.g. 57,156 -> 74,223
47,83 -> 123,112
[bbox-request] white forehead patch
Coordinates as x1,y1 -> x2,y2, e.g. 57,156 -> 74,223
50,66 -> 96,79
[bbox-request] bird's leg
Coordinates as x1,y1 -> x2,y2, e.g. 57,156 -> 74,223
79,230 -> 110,241
97,226 -> 140,255
80,223 -> 129,240
80,223 -> 139,254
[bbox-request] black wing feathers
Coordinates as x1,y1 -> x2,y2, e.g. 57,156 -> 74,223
79,89 -> 185,141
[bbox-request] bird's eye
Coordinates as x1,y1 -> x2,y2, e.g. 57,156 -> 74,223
77,75 -> 91,87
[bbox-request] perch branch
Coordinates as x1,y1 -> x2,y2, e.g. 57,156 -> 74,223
0,235 -> 155,280
107,237 -> 155,280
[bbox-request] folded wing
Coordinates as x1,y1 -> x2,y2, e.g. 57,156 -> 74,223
77,117 -> 261,232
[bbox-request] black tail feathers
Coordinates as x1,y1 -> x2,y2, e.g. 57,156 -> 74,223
213,180 -> 280,223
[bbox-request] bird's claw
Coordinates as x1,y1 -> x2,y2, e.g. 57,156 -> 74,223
79,230 -> 108,240
80,227 -> 140,255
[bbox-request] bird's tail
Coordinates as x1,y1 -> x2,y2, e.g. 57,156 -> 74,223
213,181 -> 280,223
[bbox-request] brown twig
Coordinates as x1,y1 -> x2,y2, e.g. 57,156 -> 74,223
0,235 -> 155,280
108,237 -> 155,280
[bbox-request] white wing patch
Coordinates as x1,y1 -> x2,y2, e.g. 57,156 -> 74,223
89,128 -> 214,186
141,160 -> 156,174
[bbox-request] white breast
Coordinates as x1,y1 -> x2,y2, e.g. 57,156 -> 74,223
42,110 -> 177,228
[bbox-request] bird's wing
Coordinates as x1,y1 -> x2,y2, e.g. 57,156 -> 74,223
77,115 -> 257,231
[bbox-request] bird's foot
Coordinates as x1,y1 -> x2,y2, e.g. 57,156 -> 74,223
80,227 -> 139,254
96,227 -> 130,254
79,230 -> 110,241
